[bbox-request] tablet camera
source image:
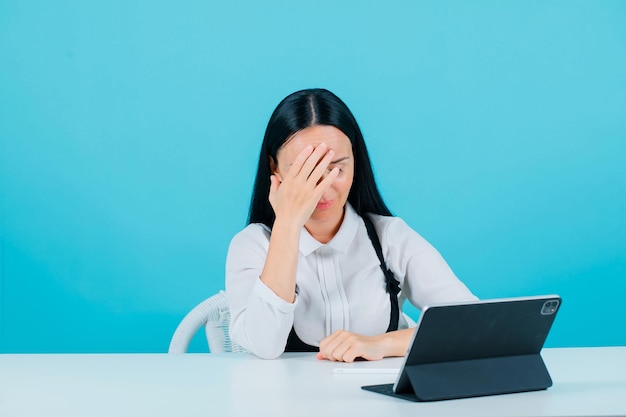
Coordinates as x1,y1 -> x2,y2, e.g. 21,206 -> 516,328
541,300 -> 560,315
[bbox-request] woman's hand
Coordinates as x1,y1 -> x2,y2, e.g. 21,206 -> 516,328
316,328 -> 415,362
269,143 -> 339,228
316,330 -> 386,362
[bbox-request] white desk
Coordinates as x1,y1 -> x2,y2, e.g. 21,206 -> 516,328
1,347 -> 624,417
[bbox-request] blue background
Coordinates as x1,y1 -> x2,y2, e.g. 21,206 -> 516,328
1,1 -> 624,353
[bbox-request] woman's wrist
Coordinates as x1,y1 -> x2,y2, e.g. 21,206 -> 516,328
273,207 -> 313,232
380,328 -> 414,358
272,215 -> 305,235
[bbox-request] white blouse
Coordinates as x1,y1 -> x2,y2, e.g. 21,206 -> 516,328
225,204 -> 477,359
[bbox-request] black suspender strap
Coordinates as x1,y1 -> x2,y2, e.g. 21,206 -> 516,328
362,214 -> 401,332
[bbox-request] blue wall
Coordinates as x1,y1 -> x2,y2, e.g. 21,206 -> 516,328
1,1 -> 624,353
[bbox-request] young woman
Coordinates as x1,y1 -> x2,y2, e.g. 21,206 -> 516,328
225,88 -> 476,361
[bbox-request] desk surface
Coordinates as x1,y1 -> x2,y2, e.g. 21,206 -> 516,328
1,347 -> 625,417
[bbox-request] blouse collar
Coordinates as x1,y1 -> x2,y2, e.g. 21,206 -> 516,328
299,203 -> 359,256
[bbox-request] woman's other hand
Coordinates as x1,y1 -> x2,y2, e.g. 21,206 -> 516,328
316,328 -> 415,362
316,330 -> 386,362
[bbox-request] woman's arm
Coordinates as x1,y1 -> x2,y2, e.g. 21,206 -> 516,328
226,228 -> 297,359
261,143 -> 339,302
226,144 -> 339,359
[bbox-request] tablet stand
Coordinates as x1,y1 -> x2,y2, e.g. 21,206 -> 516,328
406,353 -> 552,401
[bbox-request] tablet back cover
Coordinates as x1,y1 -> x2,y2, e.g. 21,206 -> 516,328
394,295 -> 561,401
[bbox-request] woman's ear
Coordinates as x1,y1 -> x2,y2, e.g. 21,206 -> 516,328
268,156 -> 283,183
269,156 -> 278,175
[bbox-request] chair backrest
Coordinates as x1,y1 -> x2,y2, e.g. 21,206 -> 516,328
168,291 -> 248,354
404,312 -> 417,328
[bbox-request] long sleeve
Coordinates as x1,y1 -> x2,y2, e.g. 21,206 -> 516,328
225,225 -> 297,359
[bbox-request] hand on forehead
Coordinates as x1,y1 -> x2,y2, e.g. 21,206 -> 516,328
277,125 -> 352,168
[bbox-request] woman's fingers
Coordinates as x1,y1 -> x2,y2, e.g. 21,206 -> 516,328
286,143 -> 333,183
298,145 -> 338,201
298,142 -> 329,180
285,144 -> 315,180
307,147 -> 335,184
318,330 -> 385,363
314,166 -> 339,195
319,331 -> 352,362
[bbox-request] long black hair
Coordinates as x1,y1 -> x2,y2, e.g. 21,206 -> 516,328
248,88 -> 392,227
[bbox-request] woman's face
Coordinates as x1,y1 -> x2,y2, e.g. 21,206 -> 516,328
273,125 -> 355,227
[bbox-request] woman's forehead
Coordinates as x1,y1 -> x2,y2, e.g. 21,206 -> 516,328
278,125 -> 352,159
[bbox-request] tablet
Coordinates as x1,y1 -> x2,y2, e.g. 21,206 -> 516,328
362,294 -> 561,402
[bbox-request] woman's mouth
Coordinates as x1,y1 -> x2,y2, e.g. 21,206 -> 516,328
316,200 -> 334,210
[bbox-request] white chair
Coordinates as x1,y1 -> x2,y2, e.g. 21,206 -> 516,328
168,291 -> 248,354
403,312 -> 417,328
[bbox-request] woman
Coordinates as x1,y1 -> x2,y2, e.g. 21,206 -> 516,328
226,88 -> 476,361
